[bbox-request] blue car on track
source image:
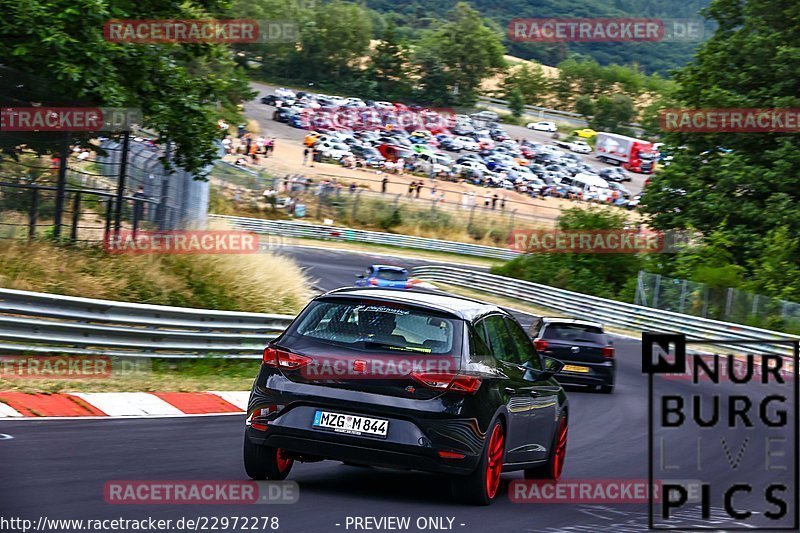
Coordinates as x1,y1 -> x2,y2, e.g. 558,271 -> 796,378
355,265 -> 411,289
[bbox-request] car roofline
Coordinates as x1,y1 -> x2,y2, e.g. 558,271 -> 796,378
540,317 -> 605,328
319,287 -> 505,320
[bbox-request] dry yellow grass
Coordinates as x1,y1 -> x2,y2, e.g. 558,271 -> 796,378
0,239 -> 312,314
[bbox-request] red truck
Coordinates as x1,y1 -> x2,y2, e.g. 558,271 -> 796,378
594,132 -> 657,174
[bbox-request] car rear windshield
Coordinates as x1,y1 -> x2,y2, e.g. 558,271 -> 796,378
284,299 -> 460,355
375,269 -> 408,281
542,324 -> 607,344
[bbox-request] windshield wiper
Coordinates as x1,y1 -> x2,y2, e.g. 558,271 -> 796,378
362,341 -> 431,353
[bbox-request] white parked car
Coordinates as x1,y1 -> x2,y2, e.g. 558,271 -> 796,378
540,145 -> 566,157
316,141 -> 352,160
344,97 -> 366,107
527,121 -> 557,132
373,101 -> 395,110
455,136 -> 480,151
454,160 -> 489,175
275,87 -> 296,99
569,140 -> 592,154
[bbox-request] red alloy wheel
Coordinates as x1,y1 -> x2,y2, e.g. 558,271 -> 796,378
485,424 -> 505,499
552,418 -> 568,480
275,448 -> 293,473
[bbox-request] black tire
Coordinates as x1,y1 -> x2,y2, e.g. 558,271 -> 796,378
524,414 -> 567,480
243,433 -> 294,480
451,419 -> 505,506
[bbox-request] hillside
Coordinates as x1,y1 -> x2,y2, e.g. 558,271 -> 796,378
366,0 -> 711,74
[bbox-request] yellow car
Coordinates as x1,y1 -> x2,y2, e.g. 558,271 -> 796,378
572,128 -> 598,139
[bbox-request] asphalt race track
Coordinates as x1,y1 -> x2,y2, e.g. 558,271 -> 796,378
1,247 -> 795,532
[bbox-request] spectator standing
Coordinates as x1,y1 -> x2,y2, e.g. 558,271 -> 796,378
303,147 -> 309,165
491,193 -> 498,210
408,181 -> 416,197
483,192 -> 490,208
415,182 -> 422,198
381,176 -> 389,194
461,192 -> 468,209
500,195 -> 506,210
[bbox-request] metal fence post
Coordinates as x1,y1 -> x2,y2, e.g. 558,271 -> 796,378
27,187 -> 38,241
113,131 -> 130,233
70,192 -> 81,242
653,274 -> 662,309
725,288 -> 734,319
351,190 -> 362,221
679,279 -> 688,314
52,135 -> 70,238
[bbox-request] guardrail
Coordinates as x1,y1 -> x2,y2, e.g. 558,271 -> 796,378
412,265 -> 798,356
476,96 -> 645,134
210,215 -> 522,261
0,288 -> 294,358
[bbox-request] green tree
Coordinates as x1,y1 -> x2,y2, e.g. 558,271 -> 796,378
0,0 -> 252,173
508,88 -> 525,118
574,95 -> 594,121
492,208 -> 642,300
414,2 -> 505,105
367,20 -> 412,101
641,0 -> 800,294
503,63 -> 549,106
589,94 -> 636,132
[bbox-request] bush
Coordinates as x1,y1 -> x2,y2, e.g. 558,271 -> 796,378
491,207 -> 642,299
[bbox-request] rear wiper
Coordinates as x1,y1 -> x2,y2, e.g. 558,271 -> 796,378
362,341 -> 431,353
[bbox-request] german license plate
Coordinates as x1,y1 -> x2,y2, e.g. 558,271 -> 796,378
563,364 -> 590,373
312,411 -> 389,438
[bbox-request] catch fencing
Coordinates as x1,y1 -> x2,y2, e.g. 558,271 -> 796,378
635,271 -> 800,334
209,214 -> 522,260
412,265 -> 798,357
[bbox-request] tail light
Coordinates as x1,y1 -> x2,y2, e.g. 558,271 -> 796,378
410,371 -> 482,395
369,278 -> 379,286
262,346 -> 311,370
602,346 -> 615,359
247,405 -> 283,431
533,339 -> 548,352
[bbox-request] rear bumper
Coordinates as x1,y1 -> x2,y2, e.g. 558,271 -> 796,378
556,360 -> 615,388
245,376 -> 486,476
246,425 -> 479,475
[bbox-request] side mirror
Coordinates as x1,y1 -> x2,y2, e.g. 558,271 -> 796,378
531,356 -> 564,382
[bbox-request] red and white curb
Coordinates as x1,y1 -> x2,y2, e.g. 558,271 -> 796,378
0,391 -> 249,419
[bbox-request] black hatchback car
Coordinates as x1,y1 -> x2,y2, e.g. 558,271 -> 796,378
528,317 -> 616,393
244,288 -> 568,505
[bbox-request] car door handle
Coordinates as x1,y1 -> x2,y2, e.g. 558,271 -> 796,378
529,390 -> 541,398
504,387 -> 516,395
